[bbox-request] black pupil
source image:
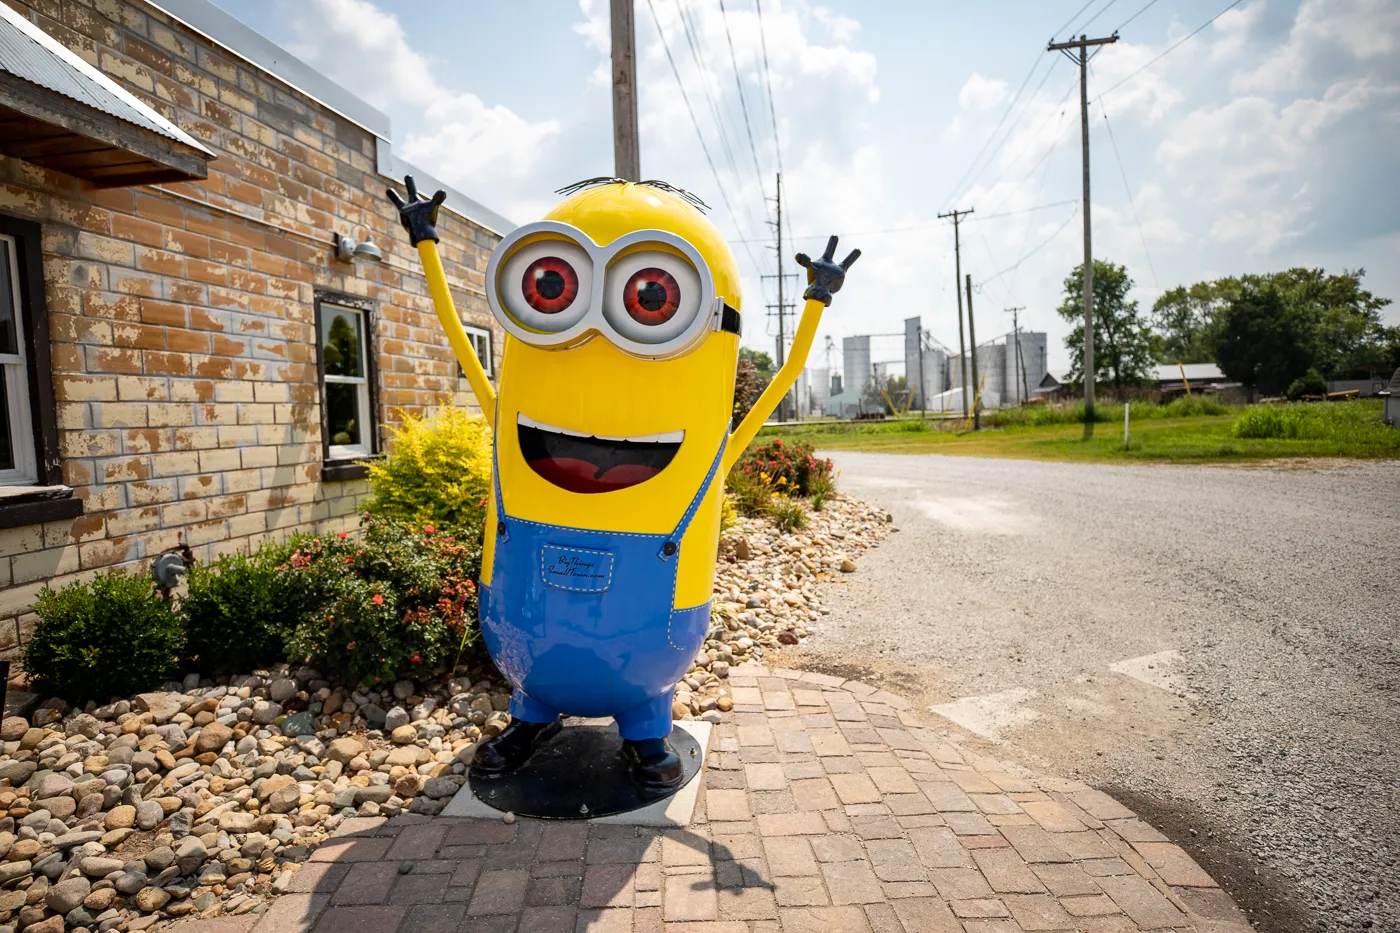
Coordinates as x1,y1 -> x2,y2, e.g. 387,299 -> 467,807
637,280 -> 669,312
536,269 -> 566,300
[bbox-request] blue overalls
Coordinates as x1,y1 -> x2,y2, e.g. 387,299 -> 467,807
479,429 -> 727,741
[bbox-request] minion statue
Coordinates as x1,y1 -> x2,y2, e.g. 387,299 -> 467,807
388,175 -> 858,791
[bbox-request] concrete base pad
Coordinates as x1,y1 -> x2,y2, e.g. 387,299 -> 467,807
442,720 -> 712,827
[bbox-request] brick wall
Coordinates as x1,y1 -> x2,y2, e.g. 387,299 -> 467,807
0,0 -> 502,655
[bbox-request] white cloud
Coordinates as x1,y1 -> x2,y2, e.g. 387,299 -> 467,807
958,74 -> 1008,112
277,0 -> 560,219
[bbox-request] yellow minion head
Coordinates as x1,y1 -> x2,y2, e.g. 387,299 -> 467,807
481,181 -> 742,603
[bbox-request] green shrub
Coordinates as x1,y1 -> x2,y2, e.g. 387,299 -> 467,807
1231,401 -> 1400,454
24,572 -> 184,702
1287,368 -> 1329,400
364,407 -> 492,537
734,438 -> 834,497
770,495 -> 807,533
808,469 -> 836,510
181,537 -> 322,675
725,467 -> 773,518
283,519 -> 482,685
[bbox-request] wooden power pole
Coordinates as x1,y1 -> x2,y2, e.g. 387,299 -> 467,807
938,207 -> 974,419
1008,306 -> 1027,404
764,174 -> 797,420
1047,31 -> 1117,426
965,273 -> 979,431
611,0 -> 640,180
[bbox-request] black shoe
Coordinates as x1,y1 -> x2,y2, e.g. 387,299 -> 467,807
623,737 -> 684,789
470,719 -> 562,777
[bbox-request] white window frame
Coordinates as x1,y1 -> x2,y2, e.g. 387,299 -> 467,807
462,322 -> 494,378
320,302 -> 373,461
0,235 -> 36,486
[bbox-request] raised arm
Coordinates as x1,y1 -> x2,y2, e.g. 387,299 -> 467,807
724,236 -> 860,474
387,175 -> 497,413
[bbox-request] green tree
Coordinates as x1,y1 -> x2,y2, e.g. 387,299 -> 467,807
1057,260 -> 1155,393
1150,280 -> 1236,363
1209,280 -> 1314,396
1266,268 -> 1392,378
739,347 -> 775,382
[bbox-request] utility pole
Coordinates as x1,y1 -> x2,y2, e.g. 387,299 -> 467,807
965,273 -> 979,431
1008,307 -> 1027,404
610,0 -> 640,180
937,207 -> 974,419
764,173 -> 797,421
1047,31 -> 1117,427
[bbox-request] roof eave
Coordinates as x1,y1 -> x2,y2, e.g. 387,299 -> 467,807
0,74 -> 213,185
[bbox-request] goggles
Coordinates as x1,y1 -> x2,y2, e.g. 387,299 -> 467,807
485,220 -> 741,360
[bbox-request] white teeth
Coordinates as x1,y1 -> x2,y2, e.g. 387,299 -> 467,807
517,413 -> 683,446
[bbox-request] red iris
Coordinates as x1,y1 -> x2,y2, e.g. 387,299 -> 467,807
622,268 -> 681,325
521,257 -> 579,314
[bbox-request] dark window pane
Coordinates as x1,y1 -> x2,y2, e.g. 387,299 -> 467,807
0,372 -> 13,472
320,308 -> 362,378
0,244 -> 17,355
325,382 -> 361,449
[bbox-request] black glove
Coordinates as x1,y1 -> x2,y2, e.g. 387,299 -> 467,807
796,235 -> 861,306
386,175 -> 446,246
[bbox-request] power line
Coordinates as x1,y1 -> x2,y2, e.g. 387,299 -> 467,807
1090,62 -> 1159,288
718,0 -> 768,207
1050,0 -> 1099,42
643,0 -> 767,274
673,0 -> 766,237
726,200 -> 1080,244
1096,0 -> 1246,101
1116,0 -> 1162,31
753,0 -> 784,175
971,69 -> 1080,216
977,205 -> 1080,288
1077,0 -> 1121,34
938,54 -> 1057,212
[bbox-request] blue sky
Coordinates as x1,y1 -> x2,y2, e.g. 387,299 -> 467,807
215,0 -> 1400,374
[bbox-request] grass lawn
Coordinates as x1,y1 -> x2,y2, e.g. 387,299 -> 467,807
758,400 -> 1400,464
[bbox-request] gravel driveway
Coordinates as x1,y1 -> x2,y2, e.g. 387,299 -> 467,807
797,453 -> 1400,933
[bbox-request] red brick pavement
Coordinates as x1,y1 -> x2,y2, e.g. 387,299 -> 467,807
169,666 -> 1249,933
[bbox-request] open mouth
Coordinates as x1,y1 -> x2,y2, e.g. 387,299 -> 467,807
517,414 -> 683,494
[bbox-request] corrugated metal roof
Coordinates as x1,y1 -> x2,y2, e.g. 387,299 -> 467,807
0,3 -> 211,156
1153,363 -> 1224,382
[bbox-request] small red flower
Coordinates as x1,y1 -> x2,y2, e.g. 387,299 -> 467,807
423,525 -> 435,534
338,531 -> 348,539
372,594 -> 385,605
479,498 -> 488,506
411,655 -> 420,663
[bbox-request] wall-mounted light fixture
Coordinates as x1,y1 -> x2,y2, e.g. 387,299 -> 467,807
333,226 -> 383,263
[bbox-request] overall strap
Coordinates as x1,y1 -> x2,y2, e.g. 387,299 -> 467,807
658,431 -> 728,562
491,402 -> 508,542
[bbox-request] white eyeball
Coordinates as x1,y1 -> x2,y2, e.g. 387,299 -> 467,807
498,239 -> 593,333
602,250 -> 703,345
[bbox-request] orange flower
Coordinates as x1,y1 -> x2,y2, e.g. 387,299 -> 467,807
423,525 -> 435,534
372,594 -> 385,606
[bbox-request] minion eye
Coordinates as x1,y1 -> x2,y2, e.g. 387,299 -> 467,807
500,240 -> 592,332
604,250 -> 702,345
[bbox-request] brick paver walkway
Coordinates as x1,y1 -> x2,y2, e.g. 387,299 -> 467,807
174,665 -> 1249,933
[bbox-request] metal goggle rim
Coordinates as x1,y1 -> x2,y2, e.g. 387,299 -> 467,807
485,221 -> 729,360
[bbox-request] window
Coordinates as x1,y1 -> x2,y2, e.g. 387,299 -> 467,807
315,294 -> 378,470
459,323 -> 494,379
0,234 -> 36,484
0,214 -> 78,528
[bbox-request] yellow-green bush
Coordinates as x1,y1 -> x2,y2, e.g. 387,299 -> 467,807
364,408 -> 492,534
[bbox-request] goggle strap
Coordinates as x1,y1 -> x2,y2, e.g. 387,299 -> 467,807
720,303 -> 741,337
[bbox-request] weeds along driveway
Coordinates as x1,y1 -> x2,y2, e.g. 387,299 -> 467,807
799,452 -> 1400,933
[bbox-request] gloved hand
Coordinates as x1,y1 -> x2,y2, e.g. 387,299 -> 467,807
796,235 -> 861,306
386,174 -> 447,246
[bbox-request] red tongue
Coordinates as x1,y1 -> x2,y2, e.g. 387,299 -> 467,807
527,457 -> 662,494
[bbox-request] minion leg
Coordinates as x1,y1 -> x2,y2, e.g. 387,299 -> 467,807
509,691 -> 562,725
614,690 -> 677,741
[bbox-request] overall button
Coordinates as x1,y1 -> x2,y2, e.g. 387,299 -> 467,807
497,521 -> 507,536
662,541 -> 677,556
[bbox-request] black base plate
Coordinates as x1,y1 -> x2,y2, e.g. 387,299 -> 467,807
467,723 -> 702,820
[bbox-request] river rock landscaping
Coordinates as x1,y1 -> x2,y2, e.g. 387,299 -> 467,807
0,490 -> 889,931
